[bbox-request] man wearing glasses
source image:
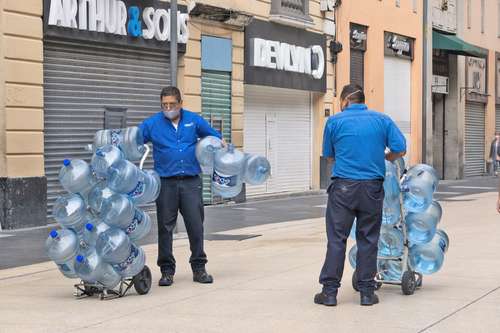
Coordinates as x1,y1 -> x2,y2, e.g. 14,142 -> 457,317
139,86 -> 223,287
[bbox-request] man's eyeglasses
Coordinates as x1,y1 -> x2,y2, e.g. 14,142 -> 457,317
161,102 -> 179,109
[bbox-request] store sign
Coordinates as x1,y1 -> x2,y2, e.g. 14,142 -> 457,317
350,24 -> 367,51
320,0 -> 336,12
245,19 -> 326,92
43,0 -> 188,51
250,38 -> 325,80
466,56 -> 487,102
384,32 -> 414,60
432,75 -> 449,94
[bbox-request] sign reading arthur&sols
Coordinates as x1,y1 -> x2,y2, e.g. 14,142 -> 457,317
44,0 -> 189,51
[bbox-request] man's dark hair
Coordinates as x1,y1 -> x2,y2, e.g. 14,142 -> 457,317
340,84 -> 365,104
160,86 -> 182,102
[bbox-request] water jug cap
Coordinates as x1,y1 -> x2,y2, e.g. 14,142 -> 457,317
85,223 -> 94,231
228,143 -> 235,153
76,255 -> 84,263
49,230 -> 58,238
95,149 -> 104,157
63,159 -> 71,167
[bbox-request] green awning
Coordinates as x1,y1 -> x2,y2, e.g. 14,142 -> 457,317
433,31 -> 488,58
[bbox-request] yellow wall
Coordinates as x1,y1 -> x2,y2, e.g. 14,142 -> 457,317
462,0 -> 500,155
335,0 -> 423,164
0,0 -> 44,178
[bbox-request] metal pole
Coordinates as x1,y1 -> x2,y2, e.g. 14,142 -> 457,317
422,0 -> 432,164
170,0 -> 178,87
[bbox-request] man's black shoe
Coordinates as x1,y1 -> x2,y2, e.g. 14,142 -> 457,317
360,292 -> 379,306
193,270 -> 213,284
314,292 -> 337,306
159,273 -> 174,287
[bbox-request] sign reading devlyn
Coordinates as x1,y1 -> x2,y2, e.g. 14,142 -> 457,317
384,32 -> 414,60
245,19 -> 326,93
44,0 -> 188,51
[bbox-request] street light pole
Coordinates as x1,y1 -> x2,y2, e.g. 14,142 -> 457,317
170,0 -> 178,87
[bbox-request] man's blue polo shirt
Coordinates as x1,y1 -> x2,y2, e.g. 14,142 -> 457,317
322,104 -> 406,180
139,109 -> 222,177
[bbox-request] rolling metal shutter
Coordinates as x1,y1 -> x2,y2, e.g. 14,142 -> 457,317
464,101 -> 486,177
43,38 -> 170,218
350,49 -> 364,88
200,70 -> 232,204
496,104 -> 500,133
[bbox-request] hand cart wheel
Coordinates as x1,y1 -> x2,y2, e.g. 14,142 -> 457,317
133,265 -> 152,295
352,270 -> 382,292
401,270 -> 417,295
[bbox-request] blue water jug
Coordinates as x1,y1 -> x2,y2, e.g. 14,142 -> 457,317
377,259 -> 403,281
378,226 -> 404,257
384,160 -> 401,201
402,164 -> 438,213
112,243 -> 146,278
96,228 -> 132,264
93,127 -> 146,161
349,218 -> 357,240
91,145 -> 124,179
52,194 -> 88,234
88,183 -> 115,214
348,244 -> 357,269
405,201 -> 442,245
382,197 -> 401,226
45,229 -> 79,278
212,144 -> 245,198
131,169 -> 160,205
196,136 -> 223,174
58,159 -> 96,195
409,242 -> 445,275
124,209 -> 152,242
429,229 -> 449,254
100,194 -> 135,228
243,154 -> 271,185
80,221 -> 110,254
107,161 -> 160,204
74,252 -> 121,289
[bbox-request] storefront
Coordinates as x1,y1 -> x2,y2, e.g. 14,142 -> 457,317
383,32 -> 414,164
464,56 -> 488,177
43,0 -> 188,215
243,19 -> 326,197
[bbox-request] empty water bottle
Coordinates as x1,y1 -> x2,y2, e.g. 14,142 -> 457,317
377,259 -> 402,281
74,252 -> 121,289
93,127 -> 146,161
348,244 -> 357,269
112,243 -> 146,278
196,136 -> 223,174
107,160 -> 159,204
402,164 -> 438,213
409,241 -> 445,275
137,170 -> 161,204
378,226 -> 404,257
45,229 -> 79,278
58,159 -> 96,195
80,221 -> 110,254
349,218 -> 357,240
428,229 -> 449,254
405,201 -> 442,245
88,183 -> 115,214
212,144 -> 245,198
124,209 -> 152,242
100,194 -> 135,228
384,160 -> 401,201
52,194 -> 88,233
394,157 -> 406,175
382,197 -> 401,226
243,154 -> 271,185
96,228 -> 131,264
91,145 -> 124,179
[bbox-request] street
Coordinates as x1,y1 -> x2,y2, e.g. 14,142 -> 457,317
0,177 -> 499,332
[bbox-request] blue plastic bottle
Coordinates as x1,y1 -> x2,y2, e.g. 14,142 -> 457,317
58,159 -> 96,195
384,160 -> 401,201
107,161 -> 160,204
96,228 -> 132,264
52,194 -> 88,234
124,209 -> 152,242
93,127 -> 146,161
382,197 -> 401,226
195,136 -> 223,174
45,229 -> 79,278
88,183 -> 115,214
429,229 -> 449,254
402,164 -> 439,213
74,252 -> 122,289
112,243 -> 146,278
99,194 -> 135,228
377,259 -> 403,281
212,144 -> 245,198
409,242 -> 445,275
348,244 -> 357,269
405,201 -> 442,245
91,145 -> 124,179
243,154 -> 271,185
378,226 -> 404,257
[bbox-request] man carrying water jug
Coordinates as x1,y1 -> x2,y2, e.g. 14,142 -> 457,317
139,86 -> 223,287
315,84 -> 406,306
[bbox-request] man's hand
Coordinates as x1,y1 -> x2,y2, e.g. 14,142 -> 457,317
221,138 -> 227,147
385,151 -> 406,162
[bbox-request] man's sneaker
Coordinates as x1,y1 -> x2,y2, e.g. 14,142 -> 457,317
159,273 -> 174,287
314,291 -> 337,306
360,292 -> 379,306
193,270 -> 214,284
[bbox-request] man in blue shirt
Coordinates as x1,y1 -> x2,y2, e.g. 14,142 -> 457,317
314,84 -> 406,307
139,86 -> 222,287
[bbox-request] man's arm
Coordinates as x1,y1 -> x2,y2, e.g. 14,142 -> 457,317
138,121 -> 151,144
385,117 -> 407,161
196,115 -> 222,139
322,118 -> 335,161
385,151 -> 405,162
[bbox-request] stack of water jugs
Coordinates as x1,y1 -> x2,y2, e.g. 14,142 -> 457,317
348,160 -> 449,282
45,127 -> 160,290
195,136 -> 271,198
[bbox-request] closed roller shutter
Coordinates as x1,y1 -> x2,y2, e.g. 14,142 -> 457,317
464,101 -> 486,177
350,49 -> 364,88
201,70 -> 232,204
44,38 -> 170,218
244,85 -> 311,196
496,104 -> 500,133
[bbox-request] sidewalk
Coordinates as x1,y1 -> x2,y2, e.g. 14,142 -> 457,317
1,191 -> 499,333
